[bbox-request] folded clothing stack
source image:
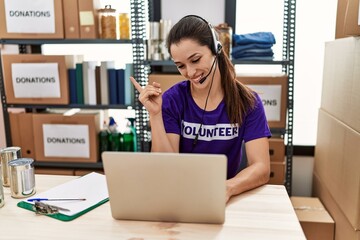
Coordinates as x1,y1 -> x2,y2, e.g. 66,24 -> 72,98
231,32 -> 276,60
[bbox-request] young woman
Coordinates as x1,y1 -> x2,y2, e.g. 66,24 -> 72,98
130,15 -> 271,202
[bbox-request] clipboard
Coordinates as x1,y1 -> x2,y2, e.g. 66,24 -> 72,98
17,172 -> 109,221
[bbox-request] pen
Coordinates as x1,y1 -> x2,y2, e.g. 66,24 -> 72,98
27,198 -> 86,202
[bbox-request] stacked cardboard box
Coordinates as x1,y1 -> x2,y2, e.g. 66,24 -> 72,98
335,0 -> 360,39
313,37 -> 360,240
268,138 -> 286,185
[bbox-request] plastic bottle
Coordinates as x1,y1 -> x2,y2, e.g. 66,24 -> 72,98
121,119 -> 135,152
108,117 -> 122,151
99,121 -> 109,155
128,118 -> 137,152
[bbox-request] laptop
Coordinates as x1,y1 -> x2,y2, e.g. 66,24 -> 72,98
102,151 -> 227,224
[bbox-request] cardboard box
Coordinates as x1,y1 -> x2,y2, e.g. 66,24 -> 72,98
314,109 -> 360,230
1,54 -> 69,105
78,0 -> 100,39
268,161 -> 285,185
9,112 -> 35,158
321,37 -> 360,133
313,173 -> 360,240
269,137 -> 285,162
0,0 -> 64,39
62,0 -> 80,39
335,0 -> 360,38
33,113 -> 100,163
237,74 -> 288,128
291,196 -> 335,240
148,74 -> 185,93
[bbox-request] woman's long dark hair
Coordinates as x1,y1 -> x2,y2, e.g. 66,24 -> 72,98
166,15 -> 256,126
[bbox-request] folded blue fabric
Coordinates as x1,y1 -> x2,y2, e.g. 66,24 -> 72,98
232,56 -> 274,61
233,32 -> 276,45
232,43 -> 274,52
231,48 -> 274,59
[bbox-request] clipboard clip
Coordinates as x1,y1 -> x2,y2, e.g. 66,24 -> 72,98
33,201 -> 70,215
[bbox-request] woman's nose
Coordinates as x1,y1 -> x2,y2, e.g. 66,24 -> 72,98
186,66 -> 196,78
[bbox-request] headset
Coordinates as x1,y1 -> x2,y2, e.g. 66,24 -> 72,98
182,15 -> 222,56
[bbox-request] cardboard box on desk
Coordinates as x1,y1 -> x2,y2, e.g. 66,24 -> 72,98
290,196 -> 335,240
320,37 -> 360,133
237,74 -> 288,129
1,54 -> 69,105
9,112 -> 35,158
0,0 -> 64,39
335,0 -> 360,38
33,113 -> 100,163
314,109 -> 360,231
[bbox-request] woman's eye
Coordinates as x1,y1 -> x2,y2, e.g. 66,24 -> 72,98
176,65 -> 184,69
192,58 -> 200,63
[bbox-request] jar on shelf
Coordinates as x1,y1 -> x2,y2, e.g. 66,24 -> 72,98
98,5 -> 117,39
215,23 -> 233,58
119,13 -> 130,39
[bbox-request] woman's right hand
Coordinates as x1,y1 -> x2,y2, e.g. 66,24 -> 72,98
130,76 -> 163,116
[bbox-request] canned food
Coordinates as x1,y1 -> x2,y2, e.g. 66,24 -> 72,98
0,146 -> 21,187
119,13 -> 130,39
9,158 -> 36,198
98,5 -> 117,39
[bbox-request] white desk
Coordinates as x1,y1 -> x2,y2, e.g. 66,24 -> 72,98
0,174 -> 305,240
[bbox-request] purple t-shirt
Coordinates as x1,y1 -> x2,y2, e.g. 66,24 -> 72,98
162,80 -> 271,179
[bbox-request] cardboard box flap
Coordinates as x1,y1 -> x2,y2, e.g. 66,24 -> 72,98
291,197 -> 334,223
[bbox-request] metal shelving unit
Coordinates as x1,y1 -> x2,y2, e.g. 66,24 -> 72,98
0,0 -> 150,169
224,0 -> 296,194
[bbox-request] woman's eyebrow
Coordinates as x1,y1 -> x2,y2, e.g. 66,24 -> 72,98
173,53 -> 199,64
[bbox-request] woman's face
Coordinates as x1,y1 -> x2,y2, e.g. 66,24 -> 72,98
170,38 -> 216,85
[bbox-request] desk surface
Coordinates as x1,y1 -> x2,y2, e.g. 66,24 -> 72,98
0,174 -> 305,240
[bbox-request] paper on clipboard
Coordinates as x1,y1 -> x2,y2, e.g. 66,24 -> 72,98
19,172 -> 108,218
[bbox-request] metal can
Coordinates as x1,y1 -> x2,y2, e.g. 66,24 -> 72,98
0,169 -> 4,207
8,158 -> 36,198
0,146 -> 21,187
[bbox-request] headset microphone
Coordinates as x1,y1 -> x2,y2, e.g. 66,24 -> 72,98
199,56 -> 217,84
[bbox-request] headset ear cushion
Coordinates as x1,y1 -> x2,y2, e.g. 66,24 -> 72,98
217,42 -> 222,52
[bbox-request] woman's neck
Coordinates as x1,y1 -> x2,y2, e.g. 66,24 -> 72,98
190,72 -> 223,111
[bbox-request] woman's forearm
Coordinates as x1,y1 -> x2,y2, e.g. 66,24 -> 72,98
149,113 -> 176,152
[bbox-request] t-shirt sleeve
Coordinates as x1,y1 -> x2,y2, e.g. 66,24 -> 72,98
162,86 -> 182,135
243,93 -> 272,142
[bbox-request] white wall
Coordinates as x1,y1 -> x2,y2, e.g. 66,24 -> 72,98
161,0 -> 225,26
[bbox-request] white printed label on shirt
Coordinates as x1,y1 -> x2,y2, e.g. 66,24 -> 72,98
182,121 -> 239,141
43,124 -> 90,158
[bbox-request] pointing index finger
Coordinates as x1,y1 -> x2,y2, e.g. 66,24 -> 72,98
129,76 -> 143,92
